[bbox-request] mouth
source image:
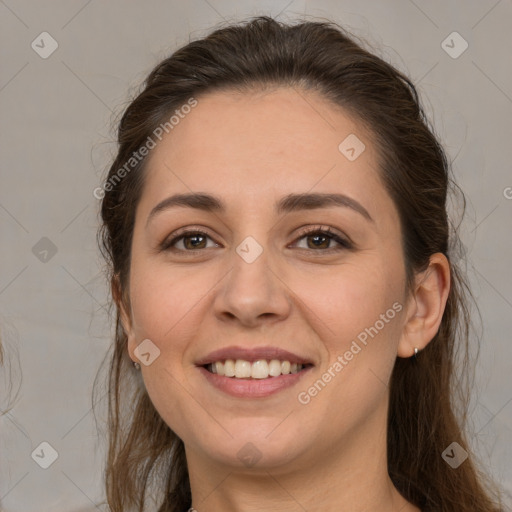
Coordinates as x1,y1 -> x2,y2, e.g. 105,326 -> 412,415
195,346 -> 316,398
202,359 -> 314,379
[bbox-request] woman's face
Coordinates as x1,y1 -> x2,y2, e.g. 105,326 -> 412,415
122,87 -> 413,471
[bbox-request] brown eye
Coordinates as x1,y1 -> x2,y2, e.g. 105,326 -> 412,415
161,230 -> 218,252
180,233 -> 208,250
306,233 -> 331,249
292,227 -> 352,252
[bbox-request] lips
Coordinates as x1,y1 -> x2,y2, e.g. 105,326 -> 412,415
195,345 -> 315,367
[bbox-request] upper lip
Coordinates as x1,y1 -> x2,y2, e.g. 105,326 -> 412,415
195,345 -> 315,366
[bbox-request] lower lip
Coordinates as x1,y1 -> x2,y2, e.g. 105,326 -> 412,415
198,366 -> 314,398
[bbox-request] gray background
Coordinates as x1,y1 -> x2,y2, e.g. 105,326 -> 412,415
1,1 -> 511,510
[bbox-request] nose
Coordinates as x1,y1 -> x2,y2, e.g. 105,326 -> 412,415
213,240 -> 292,327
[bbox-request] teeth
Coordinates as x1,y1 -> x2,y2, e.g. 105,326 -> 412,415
268,359 -> 282,377
206,359 -> 306,379
224,359 -> 235,377
235,359 -> 252,378
251,360 -> 268,379
214,361 -> 224,376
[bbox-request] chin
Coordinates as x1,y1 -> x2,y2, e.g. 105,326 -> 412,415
207,444 -> 301,471
197,424 -> 308,470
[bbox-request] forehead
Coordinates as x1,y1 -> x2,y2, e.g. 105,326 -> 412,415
139,87 -> 395,224
149,87 -> 372,174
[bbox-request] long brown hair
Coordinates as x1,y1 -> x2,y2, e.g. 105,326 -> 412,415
94,15 -> 505,512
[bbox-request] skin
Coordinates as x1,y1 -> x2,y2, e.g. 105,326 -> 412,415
119,87 -> 450,512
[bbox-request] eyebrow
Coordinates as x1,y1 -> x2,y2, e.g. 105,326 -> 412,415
146,192 -> 374,227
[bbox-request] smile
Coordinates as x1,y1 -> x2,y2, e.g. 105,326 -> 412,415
205,359 -> 313,379
199,361 -> 314,399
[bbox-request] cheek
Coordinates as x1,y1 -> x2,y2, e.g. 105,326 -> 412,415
295,263 -> 406,404
128,260 -> 210,346
297,262 -> 399,338
298,263 -> 404,405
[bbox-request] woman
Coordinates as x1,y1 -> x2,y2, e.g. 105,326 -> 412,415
95,15 -> 505,512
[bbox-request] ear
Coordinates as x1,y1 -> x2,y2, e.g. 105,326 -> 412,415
112,274 -> 138,362
397,253 -> 451,358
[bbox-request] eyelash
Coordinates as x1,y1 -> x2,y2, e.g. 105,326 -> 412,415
160,225 -> 353,254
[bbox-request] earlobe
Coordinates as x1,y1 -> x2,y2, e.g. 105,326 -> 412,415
112,275 -> 137,361
397,253 -> 451,358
